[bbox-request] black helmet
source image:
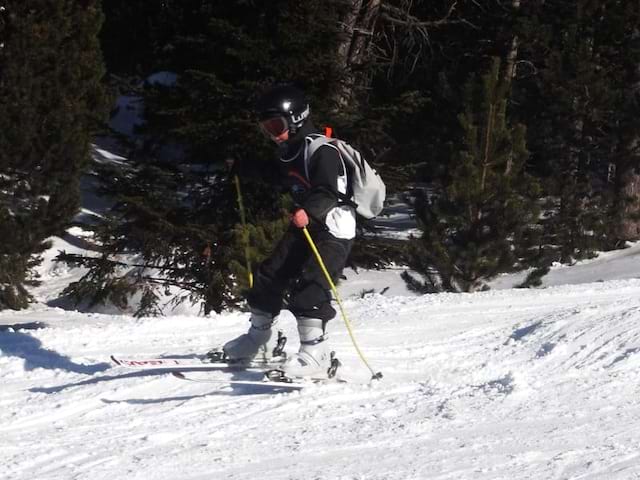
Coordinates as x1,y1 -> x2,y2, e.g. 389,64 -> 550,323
256,85 -> 310,137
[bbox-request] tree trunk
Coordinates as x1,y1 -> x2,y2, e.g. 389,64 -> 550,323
333,0 -> 382,112
620,170 -> 640,240
502,0 -> 521,177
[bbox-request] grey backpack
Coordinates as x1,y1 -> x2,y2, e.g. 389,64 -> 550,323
305,135 -> 386,219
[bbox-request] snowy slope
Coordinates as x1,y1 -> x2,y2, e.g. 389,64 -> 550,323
4,137 -> 640,478
490,242 -> 640,290
2,274 -> 640,479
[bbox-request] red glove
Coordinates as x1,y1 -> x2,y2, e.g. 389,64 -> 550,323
291,209 -> 309,228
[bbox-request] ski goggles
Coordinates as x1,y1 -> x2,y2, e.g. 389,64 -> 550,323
258,116 -> 289,138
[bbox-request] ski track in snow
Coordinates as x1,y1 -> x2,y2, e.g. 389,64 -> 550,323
2,281 -> 640,479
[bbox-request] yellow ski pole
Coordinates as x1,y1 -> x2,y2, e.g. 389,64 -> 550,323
302,226 -> 383,381
234,174 -> 253,289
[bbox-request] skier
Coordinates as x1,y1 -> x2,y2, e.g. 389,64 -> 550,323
221,84 -> 356,378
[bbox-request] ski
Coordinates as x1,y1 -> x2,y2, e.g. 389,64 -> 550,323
170,371 -> 307,389
110,355 -> 284,371
114,349 -> 344,389
171,371 -> 346,389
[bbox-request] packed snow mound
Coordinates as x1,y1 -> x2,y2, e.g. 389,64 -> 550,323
490,241 -> 640,289
2,279 -> 640,479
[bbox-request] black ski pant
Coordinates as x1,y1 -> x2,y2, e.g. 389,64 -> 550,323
247,226 -> 353,322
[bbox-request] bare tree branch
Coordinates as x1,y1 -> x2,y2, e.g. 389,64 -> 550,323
380,1 -> 479,30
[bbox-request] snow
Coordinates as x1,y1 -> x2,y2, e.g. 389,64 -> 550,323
108,95 -> 144,138
490,242 -> 640,290
4,246 -> 640,478
373,194 -> 421,240
4,143 -> 640,478
146,71 -> 178,87
108,71 -> 177,138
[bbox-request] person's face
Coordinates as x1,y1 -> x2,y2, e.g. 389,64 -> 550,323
259,116 -> 289,144
272,130 -> 289,144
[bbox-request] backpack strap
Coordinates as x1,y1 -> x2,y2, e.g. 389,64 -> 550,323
304,134 -> 334,179
305,134 -> 332,163
303,135 -> 357,209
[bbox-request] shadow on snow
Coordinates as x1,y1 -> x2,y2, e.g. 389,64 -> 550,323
0,329 -> 110,375
29,365 -> 286,399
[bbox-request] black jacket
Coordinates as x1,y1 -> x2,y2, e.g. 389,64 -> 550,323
277,122 -> 346,230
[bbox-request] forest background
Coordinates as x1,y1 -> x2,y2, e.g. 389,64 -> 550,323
1,0 -> 639,316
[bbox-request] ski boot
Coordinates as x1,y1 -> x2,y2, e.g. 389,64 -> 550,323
206,309 -> 286,366
280,317 -> 334,379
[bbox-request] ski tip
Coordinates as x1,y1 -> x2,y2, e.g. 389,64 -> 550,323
110,355 -> 121,366
171,372 -> 186,379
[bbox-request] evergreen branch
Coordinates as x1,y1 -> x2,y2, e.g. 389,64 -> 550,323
380,2 -> 479,30
139,276 -> 201,290
56,251 -> 200,273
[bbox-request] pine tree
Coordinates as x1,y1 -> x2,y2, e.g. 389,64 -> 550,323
405,57 -> 540,292
516,0 -> 640,261
539,2 -> 614,261
599,1 -> 640,245
99,0 -> 177,76
0,0 -> 107,310
64,1 -> 356,315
